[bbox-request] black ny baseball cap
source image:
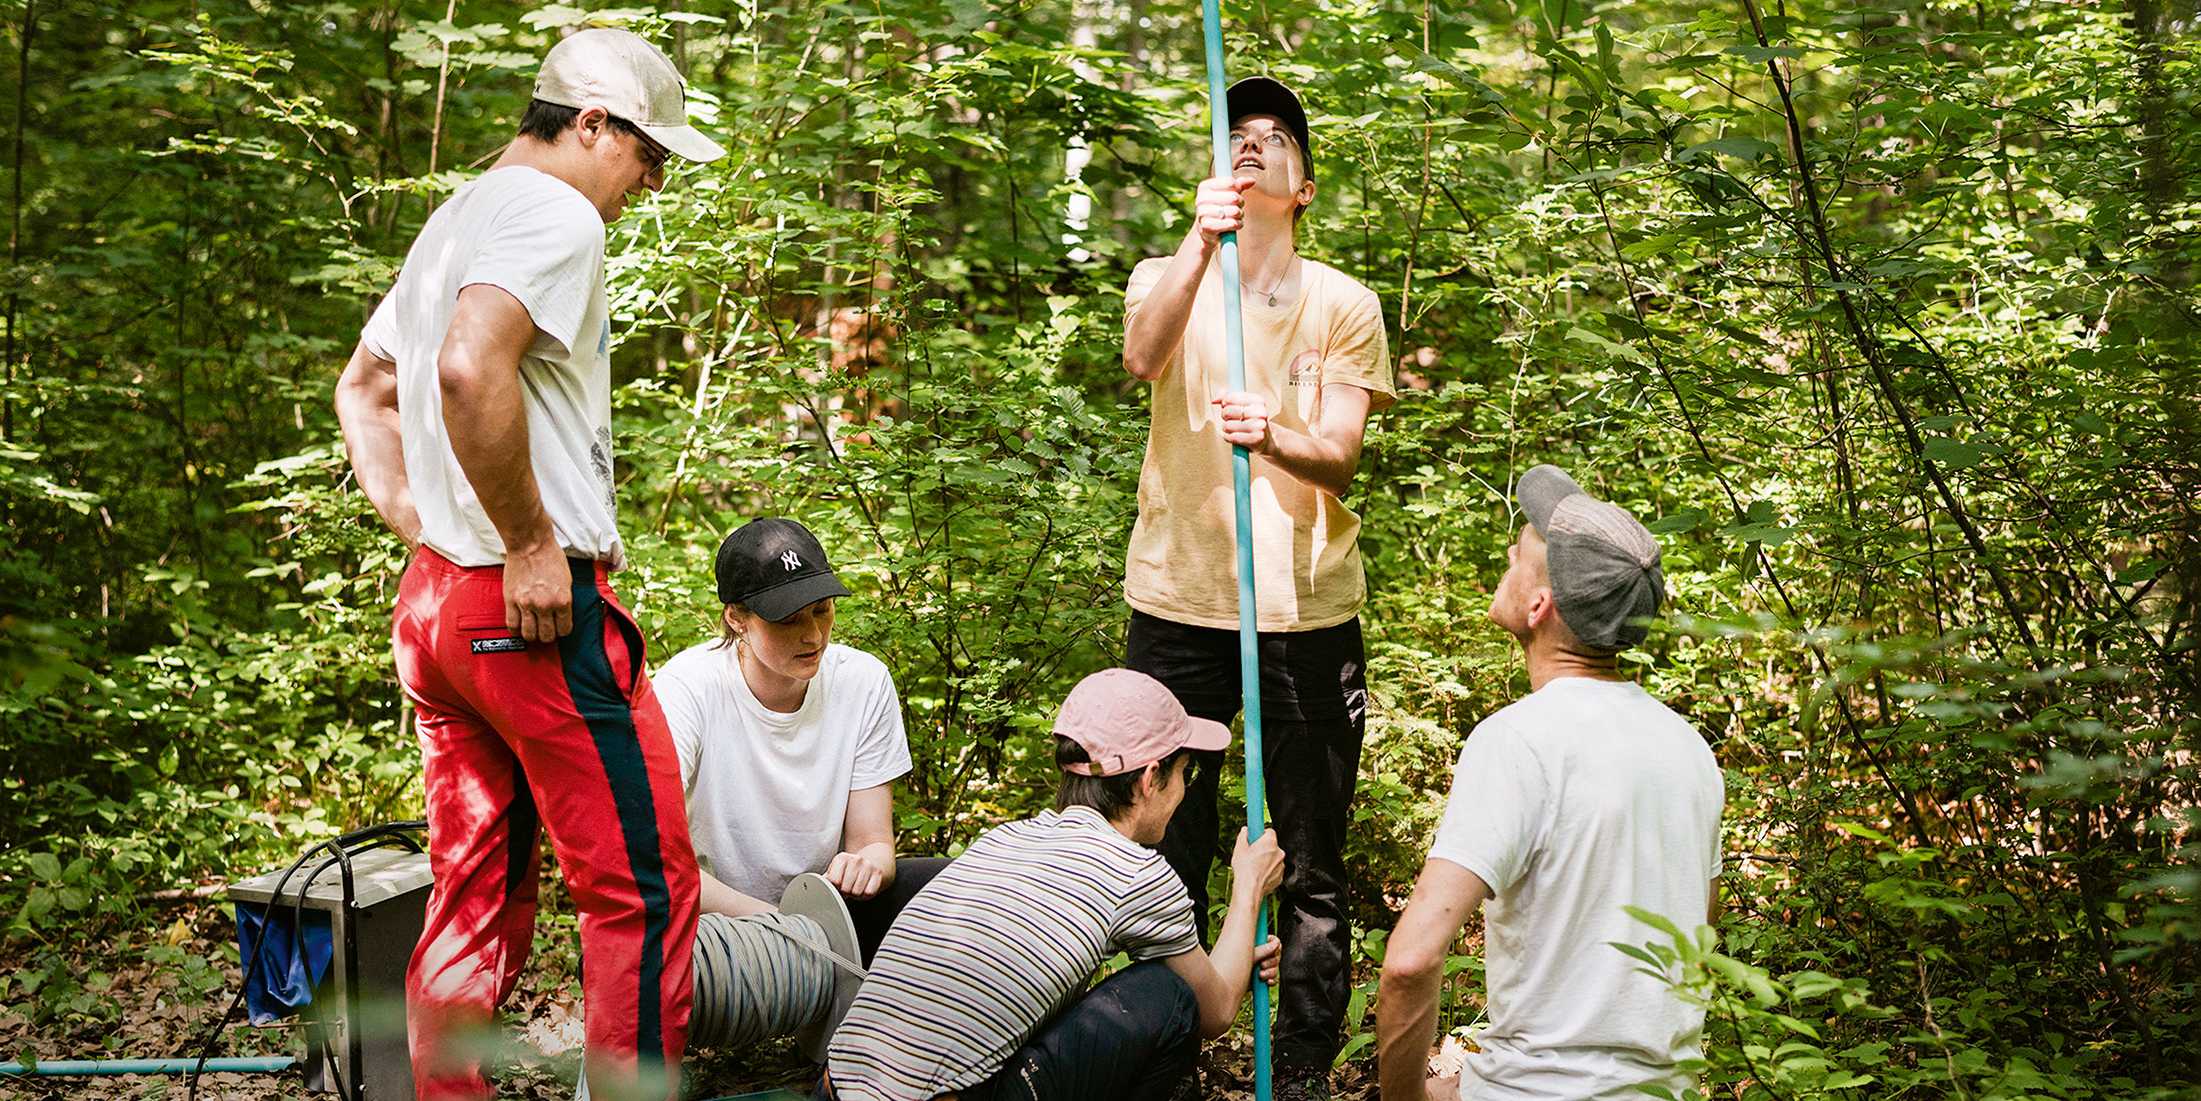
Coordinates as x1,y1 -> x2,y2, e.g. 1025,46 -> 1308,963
713,518 -> 851,621
1227,76 -> 1312,177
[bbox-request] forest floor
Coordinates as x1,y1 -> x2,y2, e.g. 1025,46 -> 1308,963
2,885 -> 1381,1099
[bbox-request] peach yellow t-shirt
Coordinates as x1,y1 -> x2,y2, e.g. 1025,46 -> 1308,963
1123,255 -> 1394,632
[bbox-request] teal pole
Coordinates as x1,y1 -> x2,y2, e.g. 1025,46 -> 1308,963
1197,3 -> 1272,1100
0,1056 -> 297,1076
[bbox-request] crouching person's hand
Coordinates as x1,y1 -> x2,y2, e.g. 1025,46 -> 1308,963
1254,934 -> 1283,985
1170,832 -> 1285,1039
1171,829 -> 1291,1041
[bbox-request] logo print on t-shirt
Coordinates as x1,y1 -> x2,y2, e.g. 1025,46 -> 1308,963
1286,349 -> 1323,388
591,426 -> 615,511
781,550 -> 802,571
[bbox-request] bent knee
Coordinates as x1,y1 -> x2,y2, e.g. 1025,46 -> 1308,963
1103,961 -> 1200,1037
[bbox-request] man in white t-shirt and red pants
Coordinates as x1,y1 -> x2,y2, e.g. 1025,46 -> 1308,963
1121,77 -> 1393,1099
1374,466 -> 1725,1101
333,29 -> 723,1101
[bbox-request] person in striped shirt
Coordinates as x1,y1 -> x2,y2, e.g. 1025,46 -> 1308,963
823,668 -> 1287,1100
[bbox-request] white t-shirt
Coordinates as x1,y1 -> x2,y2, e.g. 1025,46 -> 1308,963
360,166 -> 623,567
652,641 -> 912,904
1430,677 -> 1724,1101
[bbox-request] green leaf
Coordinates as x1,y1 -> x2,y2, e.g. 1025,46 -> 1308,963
1680,136 -> 1781,162
1624,905 -> 1686,943
1333,1032 -> 1375,1067
1921,437 -> 1988,470
1724,43 -> 1805,63
2115,559 -> 2163,586
1565,326 -> 1644,364
1622,232 -> 1685,261
1772,1013 -> 1822,1038
1722,520 -> 1798,547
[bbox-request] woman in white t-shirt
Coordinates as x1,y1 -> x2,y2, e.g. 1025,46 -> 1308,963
653,517 -> 946,959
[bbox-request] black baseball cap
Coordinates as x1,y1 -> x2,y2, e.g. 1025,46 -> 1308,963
1227,76 -> 1312,177
713,518 -> 851,621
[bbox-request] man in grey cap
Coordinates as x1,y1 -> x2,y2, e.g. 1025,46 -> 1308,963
333,26 -> 721,1101
1372,466 -> 1725,1101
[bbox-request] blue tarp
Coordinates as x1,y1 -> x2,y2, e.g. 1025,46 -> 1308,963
233,903 -> 333,1025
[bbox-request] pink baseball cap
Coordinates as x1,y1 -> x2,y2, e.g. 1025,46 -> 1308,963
1056,669 -> 1233,777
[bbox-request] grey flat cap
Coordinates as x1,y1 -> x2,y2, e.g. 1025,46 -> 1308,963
1517,465 -> 1666,651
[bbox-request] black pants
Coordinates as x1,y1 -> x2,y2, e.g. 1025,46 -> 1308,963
846,856 -> 952,963
1126,609 -> 1367,1072
820,962 -> 1198,1101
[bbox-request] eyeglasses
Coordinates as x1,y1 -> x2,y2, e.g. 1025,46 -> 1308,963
1228,129 -> 1294,154
608,116 -> 670,175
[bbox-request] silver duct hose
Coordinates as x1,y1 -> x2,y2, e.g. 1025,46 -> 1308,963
690,910 -> 844,1048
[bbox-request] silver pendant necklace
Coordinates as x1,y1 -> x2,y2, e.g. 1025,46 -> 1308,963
1247,259 -> 1296,307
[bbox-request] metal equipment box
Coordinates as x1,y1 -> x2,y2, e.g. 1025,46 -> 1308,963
230,844 -> 434,1100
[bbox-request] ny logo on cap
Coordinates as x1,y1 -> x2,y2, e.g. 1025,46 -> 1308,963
781,550 -> 802,571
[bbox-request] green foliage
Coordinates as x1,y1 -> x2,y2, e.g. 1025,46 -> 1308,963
1,0 -> 2194,1090
1624,905 -> 2194,1100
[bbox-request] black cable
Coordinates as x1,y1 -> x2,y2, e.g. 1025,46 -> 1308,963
327,822 -> 427,1101
188,838 -> 334,1101
291,852 -> 352,1101
186,821 -> 426,1101
317,821 -> 426,1101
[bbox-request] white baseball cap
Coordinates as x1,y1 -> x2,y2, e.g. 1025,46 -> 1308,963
532,28 -> 725,163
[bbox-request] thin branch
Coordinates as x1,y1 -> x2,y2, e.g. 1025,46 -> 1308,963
5,0 -> 34,440
426,0 -> 458,177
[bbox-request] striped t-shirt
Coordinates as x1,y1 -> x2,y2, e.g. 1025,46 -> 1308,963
826,806 -> 1200,1099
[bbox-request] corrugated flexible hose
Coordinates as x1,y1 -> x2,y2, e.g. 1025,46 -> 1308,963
690,910 -> 848,1048
576,909 -> 862,1100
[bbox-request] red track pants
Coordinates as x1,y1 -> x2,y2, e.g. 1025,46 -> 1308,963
392,549 -> 697,1101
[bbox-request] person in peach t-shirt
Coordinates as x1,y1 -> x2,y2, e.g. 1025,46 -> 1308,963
1119,75 -> 1394,1100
